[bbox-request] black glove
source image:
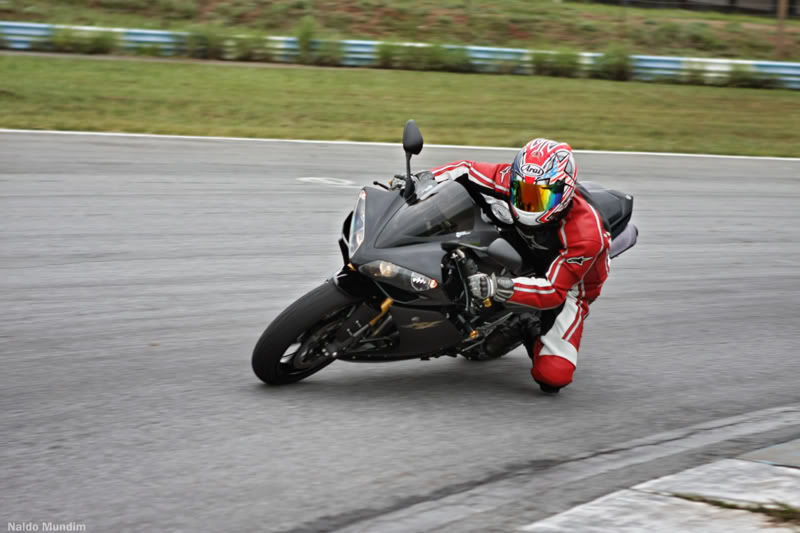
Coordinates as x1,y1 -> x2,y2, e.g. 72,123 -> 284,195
467,273 -> 515,302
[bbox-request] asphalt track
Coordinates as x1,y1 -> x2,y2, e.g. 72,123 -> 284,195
2,131 -> 800,532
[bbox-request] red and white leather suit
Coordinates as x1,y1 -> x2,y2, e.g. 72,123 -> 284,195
430,160 -> 611,388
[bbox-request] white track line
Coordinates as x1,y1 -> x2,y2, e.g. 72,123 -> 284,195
2,128 -> 799,161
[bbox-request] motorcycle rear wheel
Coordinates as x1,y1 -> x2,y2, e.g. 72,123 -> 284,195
252,281 -> 359,385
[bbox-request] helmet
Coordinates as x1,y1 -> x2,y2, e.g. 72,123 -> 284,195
509,138 -> 577,228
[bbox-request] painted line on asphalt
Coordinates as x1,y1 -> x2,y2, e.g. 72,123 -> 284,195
2,129 -> 799,161
297,177 -> 361,188
328,403 -> 800,533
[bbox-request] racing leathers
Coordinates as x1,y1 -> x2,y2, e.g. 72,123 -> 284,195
430,160 -> 611,389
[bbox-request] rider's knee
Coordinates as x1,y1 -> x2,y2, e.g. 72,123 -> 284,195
532,355 -> 575,387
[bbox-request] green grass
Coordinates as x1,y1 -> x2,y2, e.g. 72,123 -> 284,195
673,494 -> 800,527
2,0 -> 799,60
1,54 -> 799,156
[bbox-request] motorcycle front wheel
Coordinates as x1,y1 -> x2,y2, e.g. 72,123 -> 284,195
252,280 -> 360,385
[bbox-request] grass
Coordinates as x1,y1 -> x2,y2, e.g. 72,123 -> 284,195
0,54 -> 799,157
673,494 -> 800,527
1,0 -> 799,60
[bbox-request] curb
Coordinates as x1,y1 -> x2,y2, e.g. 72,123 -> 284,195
519,439 -> 800,532
3,20 -> 800,88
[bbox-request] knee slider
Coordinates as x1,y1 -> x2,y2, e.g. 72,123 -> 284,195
532,355 -> 575,387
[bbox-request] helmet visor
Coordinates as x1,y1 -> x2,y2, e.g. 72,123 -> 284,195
511,178 -> 564,214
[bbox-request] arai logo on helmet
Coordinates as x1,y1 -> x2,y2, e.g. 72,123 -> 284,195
520,164 -> 544,177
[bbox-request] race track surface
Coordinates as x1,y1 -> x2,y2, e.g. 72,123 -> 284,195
2,132 -> 800,532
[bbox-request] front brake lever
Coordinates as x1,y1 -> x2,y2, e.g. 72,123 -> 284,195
373,181 -> 389,190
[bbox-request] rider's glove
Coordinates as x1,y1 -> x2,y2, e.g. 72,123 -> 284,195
467,273 -> 515,303
390,174 -> 407,190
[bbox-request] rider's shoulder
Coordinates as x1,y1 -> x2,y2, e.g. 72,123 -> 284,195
562,196 -> 606,246
472,161 -> 509,175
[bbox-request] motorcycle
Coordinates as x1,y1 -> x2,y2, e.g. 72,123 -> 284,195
252,121 -> 638,385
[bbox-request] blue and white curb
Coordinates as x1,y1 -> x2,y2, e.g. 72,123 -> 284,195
2,21 -> 799,88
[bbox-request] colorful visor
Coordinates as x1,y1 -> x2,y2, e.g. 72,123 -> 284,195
511,176 -> 564,214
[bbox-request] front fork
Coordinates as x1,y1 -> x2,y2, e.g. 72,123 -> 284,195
324,266 -> 393,358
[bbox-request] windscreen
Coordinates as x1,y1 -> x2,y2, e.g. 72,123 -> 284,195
376,181 -> 475,248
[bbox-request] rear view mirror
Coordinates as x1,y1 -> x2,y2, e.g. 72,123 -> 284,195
402,119 -> 424,198
488,238 -> 523,274
402,120 -> 423,156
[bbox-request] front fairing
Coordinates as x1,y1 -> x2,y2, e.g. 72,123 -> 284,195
375,181 -> 477,248
341,182 -> 499,305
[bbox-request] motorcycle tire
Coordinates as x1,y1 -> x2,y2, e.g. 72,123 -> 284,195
252,280 -> 359,385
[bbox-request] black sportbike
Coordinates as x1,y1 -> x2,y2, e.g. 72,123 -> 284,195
252,121 -> 638,385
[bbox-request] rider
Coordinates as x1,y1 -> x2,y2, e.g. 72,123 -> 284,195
428,139 -> 610,393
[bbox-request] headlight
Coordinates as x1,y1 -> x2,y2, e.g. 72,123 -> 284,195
359,260 -> 439,292
348,189 -> 367,256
